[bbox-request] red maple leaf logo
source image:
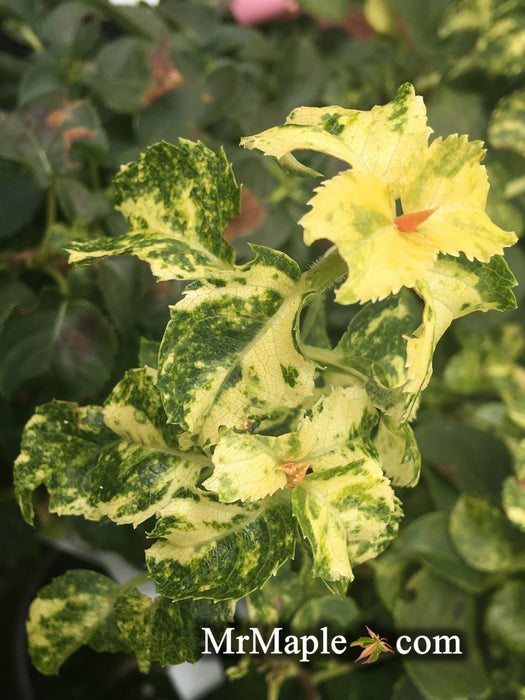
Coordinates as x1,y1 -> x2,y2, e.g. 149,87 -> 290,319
350,626 -> 394,664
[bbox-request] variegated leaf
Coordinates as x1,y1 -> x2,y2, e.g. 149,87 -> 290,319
502,477 -> 525,533
146,492 -> 295,601
334,289 -> 421,417
207,387 -> 398,591
292,441 -> 402,589
301,136 -> 516,305
404,254 -> 517,417
93,368 -> 207,525
475,14 -> 525,77
241,83 -> 431,195
14,369 -> 207,527
67,140 -> 239,281
374,415 -> 421,487
206,386 -> 377,502
114,589 -> 234,672
489,89 -> 525,160
26,569 -> 234,675
337,289 -> 422,389
158,246 -> 315,447
27,570 -> 121,675
14,401 -> 114,524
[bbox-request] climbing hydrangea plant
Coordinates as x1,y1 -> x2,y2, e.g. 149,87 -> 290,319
14,84 -> 518,674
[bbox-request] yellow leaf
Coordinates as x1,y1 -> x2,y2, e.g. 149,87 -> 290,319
241,83 -> 431,194
301,170 -> 438,303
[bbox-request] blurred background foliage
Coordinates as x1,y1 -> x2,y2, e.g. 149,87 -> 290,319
2,0 -> 525,698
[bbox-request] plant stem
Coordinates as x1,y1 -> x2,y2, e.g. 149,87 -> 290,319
310,662 -> 353,685
304,245 -> 347,293
302,344 -> 368,384
122,572 -> 151,589
46,181 -> 57,234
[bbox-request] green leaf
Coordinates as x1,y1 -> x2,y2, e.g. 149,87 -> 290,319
88,37 -> 156,114
0,94 -> 108,187
158,246 -> 315,447
14,369 -> 206,526
296,0 -> 352,21
146,493 -> 295,601
0,271 -> 34,334
415,418 -> 513,502
489,89 -> 525,160
449,494 -> 525,573
0,292 -> 118,398
139,337 -> 160,370
485,580 -> 525,657
68,140 -> 239,282
398,512 -> 487,592
27,570 -> 121,675
0,158 -> 44,237
291,595 -> 360,632
393,569 -> 490,700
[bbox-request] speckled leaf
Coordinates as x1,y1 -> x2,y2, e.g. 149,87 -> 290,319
301,136 -> 516,305
241,83 -> 431,194
14,369 -> 207,527
92,368 -> 206,525
374,415 -> 421,487
337,289 -> 422,390
475,14 -> 525,77
113,589 -> 234,671
404,254 -> 516,417
14,401 -> 115,524
292,441 -> 402,590
206,386 -> 376,502
489,90 -> 525,159
450,494 -> 525,572
27,570 -> 121,675
502,477 -> 525,532
146,493 -> 294,601
158,246 -> 315,447
67,140 -> 239,281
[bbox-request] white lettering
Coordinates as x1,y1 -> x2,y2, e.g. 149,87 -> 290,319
284,635 -> 299,655
331,635 -> 347,654
320,627 -> 330,654
413,635 -> 431,655
432,634 -> 461,655
396,635 -> 412,655
202,627 -> 233,654
251,627 -> 282,654
236,634 -> 250,653
300,635 -> 319,663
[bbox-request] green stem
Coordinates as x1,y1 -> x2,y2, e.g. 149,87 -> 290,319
46,181 -> 57,235
267,677 -> 284,700
43,265 -> 69,297
302,344 -> 368,385
303,246 -> 347,293
122,572 -> 151,590
310,662 -> 353,685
